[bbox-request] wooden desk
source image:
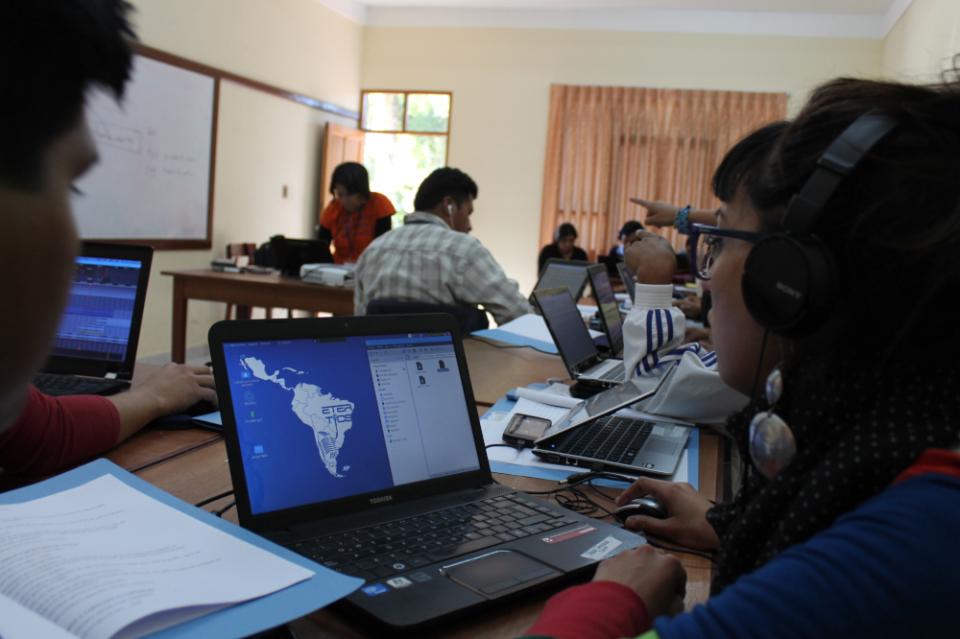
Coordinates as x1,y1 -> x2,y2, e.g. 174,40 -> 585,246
463,337 -> 569,406
161,269 -> 354,363
112,337 -> 720,637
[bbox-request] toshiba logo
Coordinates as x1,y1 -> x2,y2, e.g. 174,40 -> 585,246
369,495 -> 393,505
775,281 -> 802,300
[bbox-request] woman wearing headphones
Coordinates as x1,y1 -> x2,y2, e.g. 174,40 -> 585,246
538,222 -> 589,273
523,74 -> 960,638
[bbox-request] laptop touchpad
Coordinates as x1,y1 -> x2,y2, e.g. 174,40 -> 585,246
440,550 -> 559,598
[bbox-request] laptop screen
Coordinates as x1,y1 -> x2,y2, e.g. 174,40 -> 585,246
221,332 -> 482,516
588,267 -> 623,353
534,260 -> 588,301
534,289 -> 597,371
50,256 -> 144,363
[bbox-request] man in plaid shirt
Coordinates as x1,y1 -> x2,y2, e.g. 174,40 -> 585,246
354,168 -> 531,325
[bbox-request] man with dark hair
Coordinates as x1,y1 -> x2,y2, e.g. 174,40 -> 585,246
354,167 -> 531,325
0,0 -> 216,482
317,162 -> 395,264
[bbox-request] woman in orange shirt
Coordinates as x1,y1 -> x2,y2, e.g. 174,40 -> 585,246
318,162 -> 395,264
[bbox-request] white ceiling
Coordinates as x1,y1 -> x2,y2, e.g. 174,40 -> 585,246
360,0 -> 896,14
318,0 -> 912,38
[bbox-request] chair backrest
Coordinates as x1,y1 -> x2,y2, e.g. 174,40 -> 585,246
366,299 -> 490,334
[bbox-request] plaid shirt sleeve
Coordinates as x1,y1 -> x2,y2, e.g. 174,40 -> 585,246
455,240 -> 532,325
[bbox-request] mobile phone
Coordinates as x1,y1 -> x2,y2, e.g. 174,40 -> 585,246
502,413 -> 552,448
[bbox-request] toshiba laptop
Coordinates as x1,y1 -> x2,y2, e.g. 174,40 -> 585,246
34,242 -> 152,396
531,375 -> 691,477
208,315 -> 643,629
586,264 -> 624,356
532,288 -> 625,386
531,258 -> 590,304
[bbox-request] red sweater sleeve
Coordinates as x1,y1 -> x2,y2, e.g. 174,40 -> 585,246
0,386 -> 121,478
525,581 -> 651,639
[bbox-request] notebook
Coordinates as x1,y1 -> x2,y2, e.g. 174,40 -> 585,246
531,258 -> 590,303
532,288 -> 625,386
617,261 -> 636,303
208,314 -> 644,629
531,375 -> 692,477
34,242 -> 152,396
586,264 -> 624,356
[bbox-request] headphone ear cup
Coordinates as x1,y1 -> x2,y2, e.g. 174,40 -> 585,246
741,235 -> 837,337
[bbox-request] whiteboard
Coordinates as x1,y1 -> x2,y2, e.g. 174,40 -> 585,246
74,54 -> 216,247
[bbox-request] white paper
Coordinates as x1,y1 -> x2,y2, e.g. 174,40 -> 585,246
0,475 -> 314,639
511,397 -> 573,424
515,387 -> 582,409
0,594 -> 81,639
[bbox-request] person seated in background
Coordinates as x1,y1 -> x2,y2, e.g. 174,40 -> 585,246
523,75 -> 960,638
354,167 -> 531,325
0,0 -> 216,485
317,162 -> 395,264
608,220 -> 644,259
538,222 -> 588,272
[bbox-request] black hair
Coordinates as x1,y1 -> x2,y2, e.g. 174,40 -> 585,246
413,167 -> 478,212
711,121 -> 789,203
329,162 -> 370,197
748,74 -> 960,365
0,0 -> 135,190
556,222 -> 577,241
618,220 -> 643,239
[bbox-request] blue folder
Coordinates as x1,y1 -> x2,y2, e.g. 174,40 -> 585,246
0,459 -> 362,638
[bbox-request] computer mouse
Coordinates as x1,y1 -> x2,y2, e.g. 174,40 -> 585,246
614,495 -> 668,523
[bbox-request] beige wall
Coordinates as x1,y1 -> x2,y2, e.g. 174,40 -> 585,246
882,0 -> 960,80
362,28 -> 881,298
127,0 -> 363,357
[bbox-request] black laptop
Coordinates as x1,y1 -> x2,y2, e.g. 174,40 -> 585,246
586,264 -> 624,356
34,242 -> 152,396
532,288 -> 625,386
208,315 -> 644,629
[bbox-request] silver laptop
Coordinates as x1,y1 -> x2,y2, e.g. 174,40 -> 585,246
533,375 -> 691,476
532,288 -> 625,385
531,258 -> 591,304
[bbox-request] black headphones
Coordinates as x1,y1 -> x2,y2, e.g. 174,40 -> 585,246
741,111 -> 898,337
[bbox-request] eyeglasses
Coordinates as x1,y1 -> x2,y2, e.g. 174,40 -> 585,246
684,223 -> 766,280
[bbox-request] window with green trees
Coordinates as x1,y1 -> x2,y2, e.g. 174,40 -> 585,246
360,91 -> 451,225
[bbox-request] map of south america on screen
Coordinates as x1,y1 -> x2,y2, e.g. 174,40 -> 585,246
241,356 -> 355,478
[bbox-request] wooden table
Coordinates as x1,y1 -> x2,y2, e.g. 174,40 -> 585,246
161,269 -> 355,363
107,337 -> 720,638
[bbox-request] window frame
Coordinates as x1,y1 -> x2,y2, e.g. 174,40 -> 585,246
359,90 -> 453,163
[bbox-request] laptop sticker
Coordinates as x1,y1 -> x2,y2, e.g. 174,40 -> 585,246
386,576 -> 413,589
542,525 -> 596,544
362,583 -> 389,597
580,536 -> 623,561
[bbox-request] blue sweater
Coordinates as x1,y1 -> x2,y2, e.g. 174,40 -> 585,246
524,463 -> 960,639
656,472 -> 960,638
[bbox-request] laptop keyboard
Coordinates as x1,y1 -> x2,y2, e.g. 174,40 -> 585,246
551,415 -> 653,465
34,373 -> 128,397
291,494 -> 579,582
597,364 -> 625,382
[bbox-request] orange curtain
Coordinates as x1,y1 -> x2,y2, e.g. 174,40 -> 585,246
540,85 -> 788,256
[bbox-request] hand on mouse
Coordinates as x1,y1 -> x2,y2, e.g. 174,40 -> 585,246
593,545 -> 686,617
615,477 -> 720,551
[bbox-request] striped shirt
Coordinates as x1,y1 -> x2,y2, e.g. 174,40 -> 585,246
354,212 -> 532,325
